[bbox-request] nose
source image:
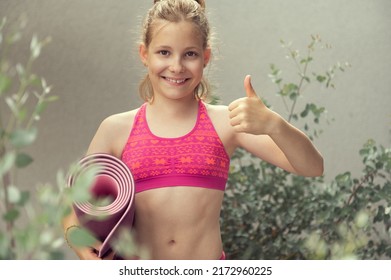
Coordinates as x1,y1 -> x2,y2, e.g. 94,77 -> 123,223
169,56 -> 185,73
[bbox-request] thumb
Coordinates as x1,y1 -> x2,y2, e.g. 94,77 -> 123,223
244,75 -> 257,98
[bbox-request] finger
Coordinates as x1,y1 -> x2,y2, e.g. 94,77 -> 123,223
230,121 -> 248,133
229,114 -> 241,127
228,97 -> 245,112
244,75 -> 258,98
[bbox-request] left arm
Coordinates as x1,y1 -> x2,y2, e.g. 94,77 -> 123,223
228,75 -> 324,177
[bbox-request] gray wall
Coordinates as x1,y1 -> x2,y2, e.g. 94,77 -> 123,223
1,0 -> 390,257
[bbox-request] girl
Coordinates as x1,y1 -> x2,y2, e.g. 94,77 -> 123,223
62,0 -> 323,260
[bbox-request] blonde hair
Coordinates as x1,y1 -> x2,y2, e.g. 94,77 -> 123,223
139,0 -> 212,102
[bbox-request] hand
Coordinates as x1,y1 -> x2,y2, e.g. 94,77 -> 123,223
228,75 -> 280,135
74,245 -> 102,260
73,241 -> 115,260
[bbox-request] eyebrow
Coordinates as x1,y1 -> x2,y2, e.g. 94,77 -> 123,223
154,45 -> 172,49
154,45 -> 202,51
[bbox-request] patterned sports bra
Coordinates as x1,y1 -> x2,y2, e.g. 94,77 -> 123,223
121,101 -> 230,193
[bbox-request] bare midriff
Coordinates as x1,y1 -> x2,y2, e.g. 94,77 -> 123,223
132,186 -> 224,260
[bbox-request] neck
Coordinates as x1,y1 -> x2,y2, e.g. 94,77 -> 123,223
148,96 -> 199,118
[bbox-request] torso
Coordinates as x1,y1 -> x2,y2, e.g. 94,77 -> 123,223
105,102 -> 236,259
135,187 -> 224,259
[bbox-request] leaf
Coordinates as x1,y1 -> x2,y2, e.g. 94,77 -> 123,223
46,95 -> 59,102
34,101 -> 49,117
289,91 -> 298,101
28,74 -> 41,87
5,97 -> 18,117
0,17 -> 6,30
68,227 -> 97,248
274,78 -> 282,85
15,63 -> 25,79
16,152 -> 34,168
16,190 -> 30,206
70,166 -> 100,203
302,75 -> 311,83
41,78 -> 53,94
30,34 -> 41,59
51,237 -> 64,249
335,172 -> 352,187
0,74 -> 11,96
39,230 -> 54,245
10,127 -> 37,148
7,185 -> 21,203
300,57 -> 313,64
7,31 -> 22,45
316,75 -> 327,83
17,107 -> 28,122
355,210 -> 369,228
0,151 -> 16,177
3,208 -> 20,222
301,104 -> 310,118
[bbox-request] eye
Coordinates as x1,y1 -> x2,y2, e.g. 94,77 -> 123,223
185,51 -> 198,58
158,50 -> 170,56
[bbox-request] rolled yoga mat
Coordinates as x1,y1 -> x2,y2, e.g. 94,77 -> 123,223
67,153 -> 135,258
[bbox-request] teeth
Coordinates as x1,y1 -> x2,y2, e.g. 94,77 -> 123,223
166,77 -> 186,84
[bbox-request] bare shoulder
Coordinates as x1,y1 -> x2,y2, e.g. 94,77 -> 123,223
100,108 -> 138,130
87,108 -> 140,157
203,103 -> 229,119
203,103 -> 231,131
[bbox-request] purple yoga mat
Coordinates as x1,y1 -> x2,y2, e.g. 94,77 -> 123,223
67,153 -> 135,258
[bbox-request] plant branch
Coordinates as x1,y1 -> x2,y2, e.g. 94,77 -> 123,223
287,47 -> 311,123
5,56 -> 34,134
346,170 -> 377,206
1,170 -> 17,256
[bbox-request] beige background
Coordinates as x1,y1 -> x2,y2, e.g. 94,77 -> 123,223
1,0 -> 391,258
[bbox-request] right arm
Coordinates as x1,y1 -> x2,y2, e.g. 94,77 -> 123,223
62,111 -> 135,259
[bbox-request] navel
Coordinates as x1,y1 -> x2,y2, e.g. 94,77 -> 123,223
168,239 -> 176,246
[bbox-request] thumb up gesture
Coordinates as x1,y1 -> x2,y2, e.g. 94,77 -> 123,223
228,75 -> 279,135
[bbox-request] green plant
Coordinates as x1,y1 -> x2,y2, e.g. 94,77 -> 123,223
220,35 -> 391,260
0,16 -> 97,259
304,140 -> 391,259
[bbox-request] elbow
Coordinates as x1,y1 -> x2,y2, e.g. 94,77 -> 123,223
308,156 -> 324,177
313,166 -> 324,178
296,156 -> 324,178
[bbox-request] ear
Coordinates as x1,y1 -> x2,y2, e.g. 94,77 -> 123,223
203,47 -> 211,68
139,43 -> 148,66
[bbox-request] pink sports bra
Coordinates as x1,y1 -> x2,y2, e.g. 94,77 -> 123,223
121,101 -> 230,193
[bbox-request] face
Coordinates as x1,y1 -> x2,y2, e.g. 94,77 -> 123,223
139,20 -> 211,102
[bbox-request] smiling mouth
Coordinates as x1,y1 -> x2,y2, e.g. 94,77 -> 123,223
163,77 -> 189,84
